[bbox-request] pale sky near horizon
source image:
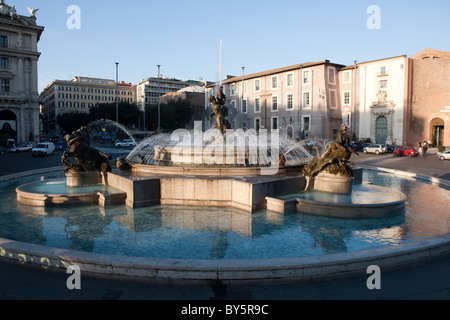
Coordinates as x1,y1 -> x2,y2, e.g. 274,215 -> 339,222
9,0 -> 450,92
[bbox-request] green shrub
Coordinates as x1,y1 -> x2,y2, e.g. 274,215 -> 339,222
438,145 -> 446,153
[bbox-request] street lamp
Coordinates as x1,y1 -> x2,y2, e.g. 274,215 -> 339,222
142,95 -> 145,132
241,67 -> 245,128
115,62 -> 119,132
157,65 -> 161,131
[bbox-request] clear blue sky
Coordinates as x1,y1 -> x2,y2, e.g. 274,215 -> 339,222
10,0 -> 450,92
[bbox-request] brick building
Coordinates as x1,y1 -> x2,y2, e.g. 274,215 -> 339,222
405,48 -> 450,147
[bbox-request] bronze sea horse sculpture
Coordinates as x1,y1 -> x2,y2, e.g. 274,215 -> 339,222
62,126 -> 112,173
302,124 -> 359,179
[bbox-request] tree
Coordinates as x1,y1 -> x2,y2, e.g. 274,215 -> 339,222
57,112 -> 90,134
89,102 -> 142,128
145,98 -> 194,131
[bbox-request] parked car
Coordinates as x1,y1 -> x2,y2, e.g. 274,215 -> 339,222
54,140 -> 69,151
9,142 -> 34,153
393,146 -> 419,157
363,144 -> 387,155
350,142 -> 369,152
115,139 -> 136,148
0,146 -> 6,155
6,139 -> 15,149
32,142 -> 55,157
438,150 -> 450,161
386,145 -> 396,153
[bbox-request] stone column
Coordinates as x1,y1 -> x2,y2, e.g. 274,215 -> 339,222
19,107 -> 25,143
386,111 -> 394,145
17,57 -> 24,94
370,112 -> 376,143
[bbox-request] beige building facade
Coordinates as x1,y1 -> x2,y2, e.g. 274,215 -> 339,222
0,2 -> 44,145
339,55 -> 410,146
40,76 -> 136,133
215,60 -> 346,141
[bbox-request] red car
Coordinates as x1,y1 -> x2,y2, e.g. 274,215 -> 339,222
393,147 -> 419,157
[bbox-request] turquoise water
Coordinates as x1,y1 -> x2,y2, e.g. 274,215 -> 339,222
0,170 -> 449,260
296,184 -> 404,204
19,179 -> 120,195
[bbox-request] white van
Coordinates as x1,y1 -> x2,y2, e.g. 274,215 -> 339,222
32,142 -> 55,157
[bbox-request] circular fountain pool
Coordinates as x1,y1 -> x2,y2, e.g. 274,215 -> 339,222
1,168 -> 450,281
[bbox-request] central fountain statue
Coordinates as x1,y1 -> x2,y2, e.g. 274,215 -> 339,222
209,86 -> 232,134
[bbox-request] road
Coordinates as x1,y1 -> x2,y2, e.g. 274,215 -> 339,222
0,146 -> 449,304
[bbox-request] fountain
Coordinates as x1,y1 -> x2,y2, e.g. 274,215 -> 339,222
2,89 -> 450,282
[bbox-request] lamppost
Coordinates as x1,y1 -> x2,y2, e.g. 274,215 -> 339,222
115,62 -> 119,132
157,65 -> 161,131
241,66 -> 245,128
353,60 -> 358,140
142,95 -> 145,132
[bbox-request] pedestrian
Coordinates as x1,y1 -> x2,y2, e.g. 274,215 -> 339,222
422,141 -> 428,156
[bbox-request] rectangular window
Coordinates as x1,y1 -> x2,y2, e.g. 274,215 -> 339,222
271,76 -> 278,89
343,91 -> 351,105
272,96 -> 278,111
242,100 -> 247,113
380,66 -> 387,75
255,97 -> 261,113
343,71 -> 351,84
1,79 -> 10,93
329,68 -> 336,84
379,80 -> 388,88
230,84 -> 236,96
329,89 -> 337,109
303,70 -> 311,84
287,94 -> 294,110
255,118 -> 261,132
255,79 -> 261,92
303,92 -> 310,109
1,57 -> 9,67
286,73 -> 294,87
0,35 -> 8,48
230,100 -> 236,109
272,117 -> 278,130
302,116 -> 310,132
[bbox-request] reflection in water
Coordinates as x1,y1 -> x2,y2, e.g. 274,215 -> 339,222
0,170 -> 449,260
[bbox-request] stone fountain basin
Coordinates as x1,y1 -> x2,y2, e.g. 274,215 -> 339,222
16,179 -> 127,208
266,184 -> 407,219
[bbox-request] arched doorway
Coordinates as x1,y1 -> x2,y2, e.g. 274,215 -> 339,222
286,125 -> 294,139
376,116 -> 388,144
0,109 -> 17,145
430,117 -> 445,146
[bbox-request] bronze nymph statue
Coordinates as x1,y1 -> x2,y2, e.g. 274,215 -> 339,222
209,86 -> 232,134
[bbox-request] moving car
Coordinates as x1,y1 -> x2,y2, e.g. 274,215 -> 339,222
115,139 -> 136,147
438,149 -> 450,161
32,142 -> 55,157
363,144 -> 387,155
54,140 -> 69,151
393,146 -> 419,157
8,142 -> 34,153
